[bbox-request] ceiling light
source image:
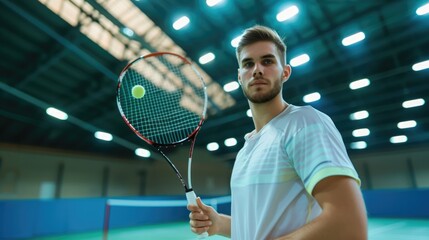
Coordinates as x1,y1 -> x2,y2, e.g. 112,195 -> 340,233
412,60 -> 429,71
276,5 -> 299,22
206,0 -> 223,7
94,131 -> 113,141
397,120 -> 417,129
303,92 -> 321,103
349,110 -> 369,120
231,35 -> 242,48
402,98 -> 425,108
223,81 -> 239,92
342,32 -> 365,46
46,107 -> 68,120
349,78 -> 370,90
121,27 -> 134,38
390,135 -> 407,144
352,128 -> 370,137
416,3 -> 429,15
173,16 -> 190,30
135,148 -> 151,158
246,109 -> 252,117
207,142 -> 219,151
224,138 -> 237,147
199,52 -> 215,64
290,54 -> 310,67
350,141 -> 367,149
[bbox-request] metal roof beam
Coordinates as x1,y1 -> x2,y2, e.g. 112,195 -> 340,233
1,0 -> 118,82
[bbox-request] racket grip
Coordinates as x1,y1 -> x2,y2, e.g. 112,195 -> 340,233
186,190 -> 209,239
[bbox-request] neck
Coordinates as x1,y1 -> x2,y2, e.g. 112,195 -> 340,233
249,95 -> 288,132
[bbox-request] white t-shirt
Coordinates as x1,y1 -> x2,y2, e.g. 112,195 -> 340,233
230,104 -> 360,240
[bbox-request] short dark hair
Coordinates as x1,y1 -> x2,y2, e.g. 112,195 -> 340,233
236,25 -> 287,65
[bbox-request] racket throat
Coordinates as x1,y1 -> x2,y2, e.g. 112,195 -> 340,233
156,147 -> 191,191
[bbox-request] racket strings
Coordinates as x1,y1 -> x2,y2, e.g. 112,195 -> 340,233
119,54 -> 206,145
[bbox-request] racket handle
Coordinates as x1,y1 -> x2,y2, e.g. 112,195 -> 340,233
186,190 -> 209,239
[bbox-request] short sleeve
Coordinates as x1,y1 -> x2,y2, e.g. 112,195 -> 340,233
285,111 -> 360,195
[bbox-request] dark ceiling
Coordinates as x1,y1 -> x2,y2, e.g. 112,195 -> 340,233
1,0 -> 428,161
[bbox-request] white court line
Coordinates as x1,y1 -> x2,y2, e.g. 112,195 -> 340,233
368,221 -> 407,236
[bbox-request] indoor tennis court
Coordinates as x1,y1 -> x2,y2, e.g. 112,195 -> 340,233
24,219 -> 429,240
1,0 -> 429,240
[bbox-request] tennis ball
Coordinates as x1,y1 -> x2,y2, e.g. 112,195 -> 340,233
131,85 -> 145,99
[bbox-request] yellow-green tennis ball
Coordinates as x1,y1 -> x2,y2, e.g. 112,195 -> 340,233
131,85 -> 145,99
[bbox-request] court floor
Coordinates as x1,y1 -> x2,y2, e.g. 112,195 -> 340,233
29,218 -> 429,240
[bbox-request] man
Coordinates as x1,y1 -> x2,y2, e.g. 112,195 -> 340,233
188,25 -> 367,240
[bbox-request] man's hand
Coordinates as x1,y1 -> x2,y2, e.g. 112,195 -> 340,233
188,197 -> 231,237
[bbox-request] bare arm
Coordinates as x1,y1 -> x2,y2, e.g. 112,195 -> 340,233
276,176 -> 367,240
188,197 -> 231,238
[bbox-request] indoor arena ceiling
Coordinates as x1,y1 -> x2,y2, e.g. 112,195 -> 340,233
1,0 -> 428,161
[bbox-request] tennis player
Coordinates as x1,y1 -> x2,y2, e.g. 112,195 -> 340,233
188,25 -> 367,239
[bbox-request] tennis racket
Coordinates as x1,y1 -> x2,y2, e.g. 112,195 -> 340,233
116,52 -> 209,239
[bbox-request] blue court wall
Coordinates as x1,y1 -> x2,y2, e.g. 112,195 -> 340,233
363,188 -> 429,218
1,189 -> 429,239
0,196 -> 197,240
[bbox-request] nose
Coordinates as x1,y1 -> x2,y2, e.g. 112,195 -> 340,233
252,63 -> 263,77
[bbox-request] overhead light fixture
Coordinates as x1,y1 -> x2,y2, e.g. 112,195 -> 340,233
303,92 -> 321,103
350,141 -> 367,149
246,109 -> 252,117
207,142 -> 219,151
231,35 -> 242,48
342,32 -> 365,46
94,131 -> 113,141
276,5 -> 299,22
224,138 -> 237,147
416,2 -> 429,15
349,78 -> 370,90
349,110 -> 369,120
46,107 -> 68,120
121,27 -> 134,38
199,52 -> 215,64
402,98 -> 425,108
290,54 -> 310,67
173,16 -> 190,30
390,135 -> 407,144
412,60 -> 429,71
223,81 -> 239,92
206,0 -> 223,7
352,128 -> 370,137
397,120 -> 417,129
135,148 -> 151,158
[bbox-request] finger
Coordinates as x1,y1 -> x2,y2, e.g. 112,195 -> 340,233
191,226 -> 210,234
189,211 -> 209,220
187,204 -> 200,211
190,219 -> 212,228
196,197 -> 210,212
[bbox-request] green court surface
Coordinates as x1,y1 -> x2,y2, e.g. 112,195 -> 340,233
29,218 -> 429,240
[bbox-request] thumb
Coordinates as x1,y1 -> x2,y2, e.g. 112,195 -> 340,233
196,197 -> 211,212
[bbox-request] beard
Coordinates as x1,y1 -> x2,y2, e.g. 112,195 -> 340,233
242,78 -> 282,104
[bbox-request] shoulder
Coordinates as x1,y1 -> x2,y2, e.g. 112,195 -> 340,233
284,104 -> 332,127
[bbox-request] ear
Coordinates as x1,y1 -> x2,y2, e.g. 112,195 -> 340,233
282,64 -> 292,83
237,68 -> 242,85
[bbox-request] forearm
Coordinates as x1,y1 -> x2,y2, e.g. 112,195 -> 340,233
275,213 -> 367,240
216,214 -> 232,238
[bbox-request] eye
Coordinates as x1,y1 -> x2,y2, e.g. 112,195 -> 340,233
242,61 -> 254,69
262,58 -> 274,65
